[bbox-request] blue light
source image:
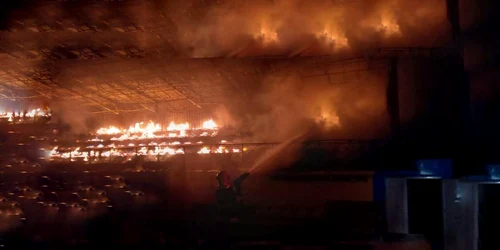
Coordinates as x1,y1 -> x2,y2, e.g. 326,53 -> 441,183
487,164 -> 500,180
454,186 -> 462,203
417,159 -> 452,178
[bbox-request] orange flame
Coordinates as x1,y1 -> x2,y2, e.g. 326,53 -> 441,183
202,119 -> 218,130
95,119 -> 218,141
48,119 -> 246,161
1,108 -> 51,122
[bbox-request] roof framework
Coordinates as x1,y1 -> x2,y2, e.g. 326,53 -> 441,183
0,53 -> 271,113
0,1 -> 455,114
0,0 -> 226,113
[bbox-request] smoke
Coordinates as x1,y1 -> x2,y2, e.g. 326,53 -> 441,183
50,100 -> 91,134
1,0 -> 450,58
212,105 -> 235,128
0,0 -> 446,134
241,73 -> 333,141
174,0 -> 450,57
231,63 -> 389,142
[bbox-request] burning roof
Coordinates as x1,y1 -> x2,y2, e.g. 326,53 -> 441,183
0,0 -> 453,118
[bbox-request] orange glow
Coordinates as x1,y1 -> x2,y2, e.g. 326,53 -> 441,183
316,23 -> 349,49
166,121 -> 190,131
97,121 -> 162,136
379,13 -> 401,36
48,119 -> 247,160
96,126 -> 122,135
95,119 -> 219,141
0,108 -> 51,122
252,17 -> 281,46
48,118 -> 249,161
255,28 -> 279,45
316,107 -> 341,128
201,119 -> 218,130
360,7 -> 401,37
197,147 -> 211,154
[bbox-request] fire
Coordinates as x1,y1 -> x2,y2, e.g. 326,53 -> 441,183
379,15 -> 401,36
198,147 -> 211,154
49,145 -> 188,161
48,119 -> 246,162
100,149 -> 123,158
50,147 -> 59,156
166,121 -> 190,131
96,126 -> 122,135
196,146 -> 241,154
253,19 -> 280,45
202,119 -> 218,130
316,29 -> 349,49
50,143 -> 242,161
316,108 -> 341,128
95,119 -> 218,141
97,121 -> 162,136
316,114 -> 341,128
361,8 -> 401,37
130,122 -> 161,135
256,29 -> 279,45
0,108 -> 51,123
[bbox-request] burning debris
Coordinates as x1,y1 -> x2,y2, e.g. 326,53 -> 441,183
49,119 -> 244,162
95,119 -> 219,140
0,108 -> 51,124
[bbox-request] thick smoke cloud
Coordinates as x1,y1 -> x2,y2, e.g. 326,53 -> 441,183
2,0 -> 448,136
3,0 -> 449,58
233,63 -> 389,142
241,73 -> 335,141
173,0 -> 450,57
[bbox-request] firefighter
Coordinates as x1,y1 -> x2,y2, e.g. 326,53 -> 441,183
215,171 -> 237,216
215,171 -> 250,217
